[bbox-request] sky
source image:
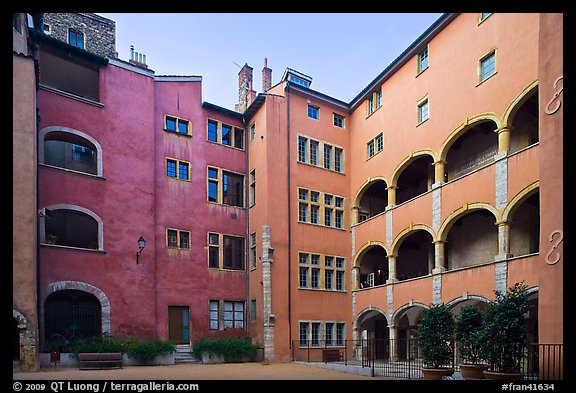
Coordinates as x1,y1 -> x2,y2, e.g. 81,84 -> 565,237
97,13 -> 444,111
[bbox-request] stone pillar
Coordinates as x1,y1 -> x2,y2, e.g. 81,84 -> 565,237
432,240 -> 447,274
389,325 -> 398,361
261,225 -> 275,361
433,159 -> 446,185
386,254 -> 397,283
351,266 -> 360,290
262,58 -> 272,92
351,206 -> 359,226
386,185 -> 396,207
496,222 -> 512,260
495,126 -> 512,154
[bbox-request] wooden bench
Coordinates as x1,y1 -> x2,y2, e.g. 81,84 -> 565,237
322,348 -> 343,363
79,352 -> 122,369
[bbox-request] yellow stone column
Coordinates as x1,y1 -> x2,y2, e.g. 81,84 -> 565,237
496,221 -> 512,260
496,126 -> 511,153
432,240 -> 447,273
433,160 -> 446,185
351,206 -> 359,226
387,185 -> 396,207
351,266 -> 360,290
389,325 -> 398,361
386,254 -> 397,283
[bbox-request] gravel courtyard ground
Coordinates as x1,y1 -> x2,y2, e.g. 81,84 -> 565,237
13,361 -> 379,381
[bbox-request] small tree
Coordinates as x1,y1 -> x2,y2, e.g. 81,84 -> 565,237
416,304 -> 455,369
456,304 -> 487,365
481,282 -> 529,373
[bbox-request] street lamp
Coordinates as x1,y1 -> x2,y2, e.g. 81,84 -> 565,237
136,236 -> 146,264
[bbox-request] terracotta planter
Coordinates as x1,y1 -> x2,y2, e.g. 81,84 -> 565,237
460,363 -> 490,379
422,367 -> 454,380
483,370 -> 523,380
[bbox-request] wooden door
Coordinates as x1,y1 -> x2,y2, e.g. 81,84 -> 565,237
168,306 -> 190,344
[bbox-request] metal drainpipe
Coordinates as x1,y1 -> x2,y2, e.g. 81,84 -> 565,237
242,114 -> 250,337
286,84 -> 292,348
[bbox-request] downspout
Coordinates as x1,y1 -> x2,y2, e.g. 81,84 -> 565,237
286,84 -> 292,348
242,114 -> 250,337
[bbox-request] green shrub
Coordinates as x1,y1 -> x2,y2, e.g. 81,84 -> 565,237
416,303 -> 455,369
126,337 -> 175,365
456,304 -> 487,364
69,336 -> 129,358
192,337 -> 257,362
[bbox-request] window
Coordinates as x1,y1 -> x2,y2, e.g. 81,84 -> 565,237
250,232 -> 257,269
480,51 -> 496,82
223,301 -> 244,329
249,170 -> 256,207
208,120 -> 218,142
223,171 -> 244,207
308,104 -> 319,120
297,134 -> 344,174
298,188 -> 345,230
45,290 -> 101,341
366,89 -> 382,116
209,301 -> 219,330
250,123 -> 255,141
207,167 -> 244,207
222,124 -> 232,146
298,136 -> 307,163
367,140 -> 375,158
166,229 -> 190,249
325,323 -> 334,346
44,209 -> 98,249
208,233 -> 220,268
223,236 -> 245,270
334,148 -> 343,173
418,98 -> 429,124
311,322 -> 321,346
166,158 -> 190,180
298,252 -> 346,291
208,232 -> 245,270
324,144 -> 332,170
418,46 -> 429,73
299,322 -> 308,346
333,114 -> 345,128
234,127 -> 244,149
251,299 -> 257,321
298,321 -> 346,347
164,115 -> 191,136
309,140 -> 319,166
68,29 -> 84,49
336,323 -> 345,345
44,134 -> 98,175
375,133 -> 383,152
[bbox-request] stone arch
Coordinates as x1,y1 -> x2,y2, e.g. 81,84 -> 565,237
353,176 -> 390,208
439,113 -> 503,163
502,181 -> 540,223
39,126 -> 104,176
391,224 -> 437,256
390,149 -> 439,187
438,203 -> 501,242
391,301 -> 430,326
502,80 -> 539,128
446,294 -> 491,309
355,306 -> 391,330
41,203 -> 104,250
43,280 -> 111,336
353,241 -> 389,268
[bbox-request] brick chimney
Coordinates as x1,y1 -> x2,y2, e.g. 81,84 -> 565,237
262,57 -> 272,92
235,63 -> 256,112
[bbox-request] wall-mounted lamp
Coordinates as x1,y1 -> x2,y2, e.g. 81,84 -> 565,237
136,236 -> 146,264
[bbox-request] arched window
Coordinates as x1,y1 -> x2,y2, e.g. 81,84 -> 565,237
44,208 -> 99,249
44,290 -> 102,342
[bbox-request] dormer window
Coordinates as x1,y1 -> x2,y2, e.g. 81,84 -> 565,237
68,29 -> 84,49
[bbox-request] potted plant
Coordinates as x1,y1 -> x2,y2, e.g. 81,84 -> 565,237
46,234 -> 58,245
480,282 -> 529,380
456,304 -> 489,379
415,303 -> 455,380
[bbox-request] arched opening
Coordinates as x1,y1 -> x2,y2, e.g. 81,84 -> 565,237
44,289 -> 102,345
396,230 -> 433,281
357,180 -> 388,223
44,209 -> 99,249
356,309 -> 389,359
510,88 -> 539,154
13,318 -> 20,361
445,121 -> 498,181
394,305 -> 426,360
396,155 -> 435,204
44,131 -> 98,175
358,245 -> 388,287
446,209 -> 497,270
509,191 -> 540,256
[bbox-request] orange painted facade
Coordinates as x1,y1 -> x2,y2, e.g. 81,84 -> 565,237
244,12 -> 562,362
